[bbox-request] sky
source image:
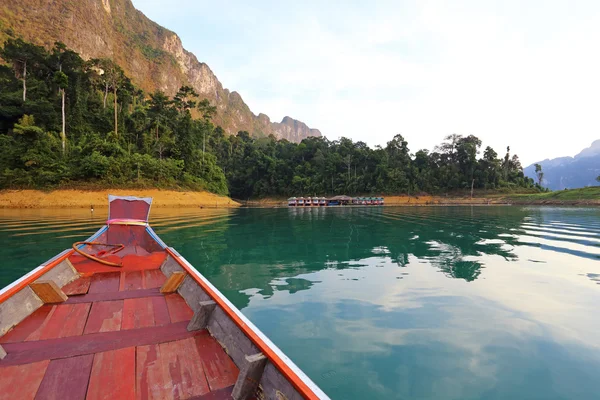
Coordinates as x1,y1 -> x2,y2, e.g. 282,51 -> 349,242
130,0 -> 600,165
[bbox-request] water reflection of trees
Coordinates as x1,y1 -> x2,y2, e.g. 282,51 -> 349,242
168,207 -> 531,308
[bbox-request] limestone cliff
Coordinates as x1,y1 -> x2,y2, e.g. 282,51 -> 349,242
0,0 -> 321,142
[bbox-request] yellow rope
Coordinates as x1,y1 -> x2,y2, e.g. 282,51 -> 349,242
72,241 -> 124,268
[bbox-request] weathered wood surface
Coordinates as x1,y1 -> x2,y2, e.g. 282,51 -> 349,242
160,255 -> 212,312
177,275 -> 213,312
144,269 -> 167,289
137,337 -> 211,399
0,321 -> 206,366
165,293 -> 194,323
151,296 -> 171,326
0,359 -> 50,399
232,353 -> 267,400
84,300 -> 124,334
61,276 -> 91,296
0,306 -> 53,344
160,254 -> 183,277
187,385 -> 235,400
88,272 -> 121,294
26,303 -> 91,341
195,334 -> 239,391
122,298 -> 155,330
207,306 -> 259,369
0,286 -> 43,337
35,354 -> 94,400
188,300 -> 216,331
259,362 -> 304,400
64,287 -> 161,304
36,258 -> 79,289
29,281 -> 68,304
119,271 -> 144,291
160,271 -> 186,293
0,259 -> 79,339
86,347 -> 136,400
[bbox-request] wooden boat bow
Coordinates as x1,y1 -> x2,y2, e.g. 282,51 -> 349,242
0,195 -> 329,400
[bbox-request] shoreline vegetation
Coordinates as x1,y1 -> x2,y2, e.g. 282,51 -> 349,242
1,38 -> 542,202
1,39 -> 596,209
0,187 -> 597,209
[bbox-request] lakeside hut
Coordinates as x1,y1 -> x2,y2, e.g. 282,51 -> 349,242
297,197 -> 305,206
319,197 -> 326,206
328,195 -> 353,206
305,197 -> 312,206
312,197 -> 319,206
288,197 -> 297,207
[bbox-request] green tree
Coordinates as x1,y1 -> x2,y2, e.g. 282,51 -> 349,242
534,163 -> 544,186
50,42 -> 72,153
173,85 -> 198,115
197,98 -> 217,163
0,38 -> 45,102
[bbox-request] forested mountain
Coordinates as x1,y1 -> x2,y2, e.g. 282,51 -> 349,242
0,39 -> 536,198
524,140 -> 600,190
0,0 -> 321,142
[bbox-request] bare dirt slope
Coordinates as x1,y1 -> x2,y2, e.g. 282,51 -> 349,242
0,190 -> 240,208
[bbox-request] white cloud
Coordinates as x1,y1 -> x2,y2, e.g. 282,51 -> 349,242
132,0 -> 600,164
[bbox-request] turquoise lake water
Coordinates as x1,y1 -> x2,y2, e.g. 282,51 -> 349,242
1,206 -> 599,399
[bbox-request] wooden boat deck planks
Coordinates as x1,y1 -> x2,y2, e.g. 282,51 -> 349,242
195,334 -> 239,391
0,306 -> 53,344
61,276 -> 91,296
0,360 -> 50,400
88,272 -> 120,294
35,354 -> 94,400
144,269 -> 167,289
0,269 -> 244,399
27,303 -> 91,341
86,347 -> 136,400
83,300 -> 124,334
165,292 -> 194,323
0,322 -> 204,367
151,296 -> 171,326
120,270 -> 144,291
122,297 -> 155,330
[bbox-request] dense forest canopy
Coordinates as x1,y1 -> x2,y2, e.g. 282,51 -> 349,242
0,38 -> 537,198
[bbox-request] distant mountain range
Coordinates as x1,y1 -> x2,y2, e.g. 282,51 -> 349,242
0,0 -> 321,142
524,140 -> 600,190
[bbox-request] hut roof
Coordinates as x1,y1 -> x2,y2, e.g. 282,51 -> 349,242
329,195 -> 353,201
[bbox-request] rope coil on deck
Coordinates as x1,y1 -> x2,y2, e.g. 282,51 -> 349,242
72,242 -> 124,267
